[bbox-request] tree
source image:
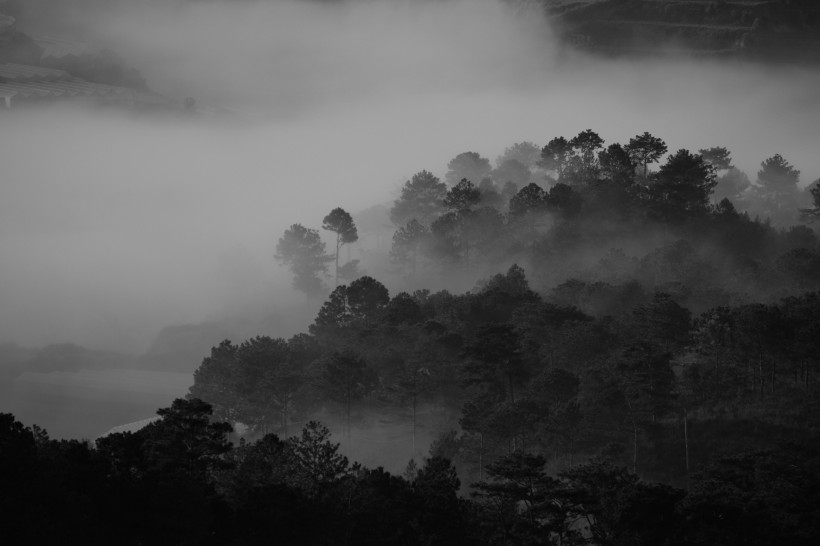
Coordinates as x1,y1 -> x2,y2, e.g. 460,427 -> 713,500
477,177 -> 504,210
682,445 -> 820,546
463,207 -> 506,263
310,285 -> 351,335
389,170 -> 448,227
390,219 -> 430,278
561,458 -> 684,546
492,159 -> 532,188
757,153 -> 800,199
508,182 -> 547,217
713,167 -> 751,204
0,412 -> 36,485
275,224 -> 330,298
141,398 -> 233,478
472,452 -> 564,544
234,336 -> 306,436
631,292 -> 692,355
287,421 -> 353,495
429,211 -> 466,264
626,132 -> 668,179
445,151 -> 492,186
568,129 -> 604,182
545,182 -> 583,218
386,361 -> 435,458
776,248 -> 820,291
385,292 -> 425,325
500,180 -> 519,207
800,179 -> 820,222
496,141 -> 541,171
699,146 -> 733,172
598,143 -> 635,183
647,149 -> 716,223
188,339 -> 241,424
527,366 -> 580,427
322,207 -> 358,287
444,178 -> 482,212
538,136 -> 574,180
346,275 -> 390,327
753,154 -> 802,225
413,457 -> 466,545
317,351 -> 377,440
463,324 -> 527,405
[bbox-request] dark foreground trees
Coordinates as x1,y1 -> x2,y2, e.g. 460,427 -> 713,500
5,394 -> 820,546
1,406 -> 485,546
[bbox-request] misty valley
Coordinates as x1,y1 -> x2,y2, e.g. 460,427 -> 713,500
3,1 -> 820,545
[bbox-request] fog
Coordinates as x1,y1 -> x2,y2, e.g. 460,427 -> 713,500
3,0 -> 820,358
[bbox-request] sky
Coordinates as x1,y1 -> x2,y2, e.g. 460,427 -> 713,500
2,0 -> 820,354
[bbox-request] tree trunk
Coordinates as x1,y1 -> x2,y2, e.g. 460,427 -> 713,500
632,422 -> 638,475
346,386 -> 351,442
412,392 -> 417,458
624,397 -> 638,475
335,234 -> 341,287
771,359 -> 776,394
479,432 -> 484,482
684,407 -> 690,491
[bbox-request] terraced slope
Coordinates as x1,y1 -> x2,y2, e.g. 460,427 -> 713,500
545,0 -> 820,61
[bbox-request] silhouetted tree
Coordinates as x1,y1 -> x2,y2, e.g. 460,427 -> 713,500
757,153 -> 800,199
323,207 -> 358,287
545,182 -> 583,218
627,131 -> 668,179
346,275 -> 390,327
508,182 -> 547,217
598,143 -> 636,183
568,128 -> 604,183
538,136 -> 574,180
751,153 -> 802,225
386,361 -> 434,458
390,170 -> 448,226
471,452 -> 567,544
446,152 -> 492,187
497,141 -> 541,171
234,337 -> 306,435
647,149 -> 716,223
317,351 -> 377,440
390,218 -> 430,278
699,146 -> 733,172
444,178 -> 482,212
189,339 -> 241,424
287,421 -> 353,494
477,178 -> 504,210
141,398 -> 233,478
275,224 -> 330,298
464,324 -> 527,405
310,285 -> 350,335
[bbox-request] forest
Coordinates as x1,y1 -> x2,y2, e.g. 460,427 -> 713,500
3,129 -> 820,544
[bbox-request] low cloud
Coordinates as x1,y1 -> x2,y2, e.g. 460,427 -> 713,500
1,0 -> 819,353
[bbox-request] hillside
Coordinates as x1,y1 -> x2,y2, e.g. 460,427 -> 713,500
545,0 -> 820,61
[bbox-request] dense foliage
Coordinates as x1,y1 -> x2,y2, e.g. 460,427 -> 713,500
4,129 -> 820,544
